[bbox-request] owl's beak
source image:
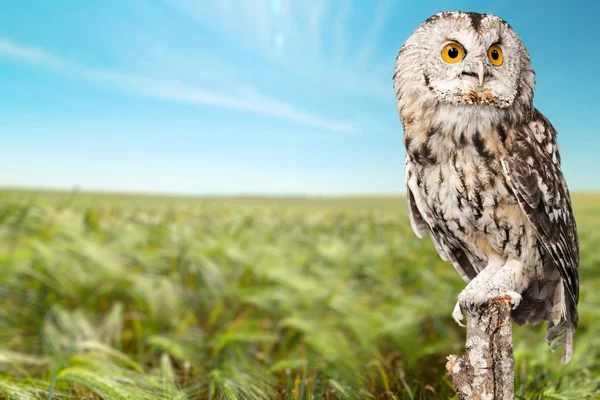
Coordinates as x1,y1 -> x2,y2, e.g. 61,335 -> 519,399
477,60 -> 485,87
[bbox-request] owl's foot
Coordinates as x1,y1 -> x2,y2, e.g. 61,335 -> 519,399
451,255 -> 507,327
452,288 -> 522,327
451,258 -> 526,327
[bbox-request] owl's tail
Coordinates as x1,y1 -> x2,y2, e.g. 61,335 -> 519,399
512,279 -> 578,364
546,280 -> 578,364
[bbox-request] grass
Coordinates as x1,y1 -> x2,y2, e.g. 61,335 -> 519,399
0,188 -> 599,399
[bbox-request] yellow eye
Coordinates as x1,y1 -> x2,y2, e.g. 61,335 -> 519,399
441,42 -> 464,64
488,44 -> 503,66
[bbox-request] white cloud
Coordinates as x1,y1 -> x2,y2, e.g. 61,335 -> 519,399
331,0 -> 352,65
0,37 -> 355,133
351,0 -> 395,76
166,0 -> 394,99
0,39 -> 67,67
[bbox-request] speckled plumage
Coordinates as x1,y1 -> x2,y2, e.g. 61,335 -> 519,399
393,11 -> 579,363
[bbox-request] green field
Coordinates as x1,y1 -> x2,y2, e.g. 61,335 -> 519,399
1,189 -> 599,399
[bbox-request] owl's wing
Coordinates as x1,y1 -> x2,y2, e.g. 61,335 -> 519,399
405,155 -> 429,239
501,109 -> 579,329
406,186 -> 428,239
405,156 -> 480,282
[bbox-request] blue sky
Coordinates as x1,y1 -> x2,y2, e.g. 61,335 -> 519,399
1,0 -> 598,195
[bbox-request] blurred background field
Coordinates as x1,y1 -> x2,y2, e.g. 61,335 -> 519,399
3,1 -> 600,399
0,189 -> 599,399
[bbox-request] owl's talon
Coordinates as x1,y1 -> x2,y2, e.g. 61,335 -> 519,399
452,300 -> 466,327
506,290 -> 522,309
467,303 -> 474,313
457,289 -> 479,317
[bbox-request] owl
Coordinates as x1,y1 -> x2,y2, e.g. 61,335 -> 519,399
393,11 -> 579,364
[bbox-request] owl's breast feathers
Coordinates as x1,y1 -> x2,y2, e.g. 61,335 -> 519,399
404,107 -> 579,328
405,110 -> 523,279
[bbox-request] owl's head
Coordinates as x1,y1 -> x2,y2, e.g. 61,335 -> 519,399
393,11 -> 535,111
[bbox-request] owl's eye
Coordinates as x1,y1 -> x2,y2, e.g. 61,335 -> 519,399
441,42 -> 465,64
488,44 -> 503,66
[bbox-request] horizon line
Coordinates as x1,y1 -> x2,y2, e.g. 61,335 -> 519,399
0,185 -> 406,199
1,185 -> 599,200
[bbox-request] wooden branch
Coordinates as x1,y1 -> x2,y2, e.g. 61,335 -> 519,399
446,296 -> 514,400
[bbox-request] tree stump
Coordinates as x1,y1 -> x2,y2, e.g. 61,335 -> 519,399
446,296 -> 514,400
